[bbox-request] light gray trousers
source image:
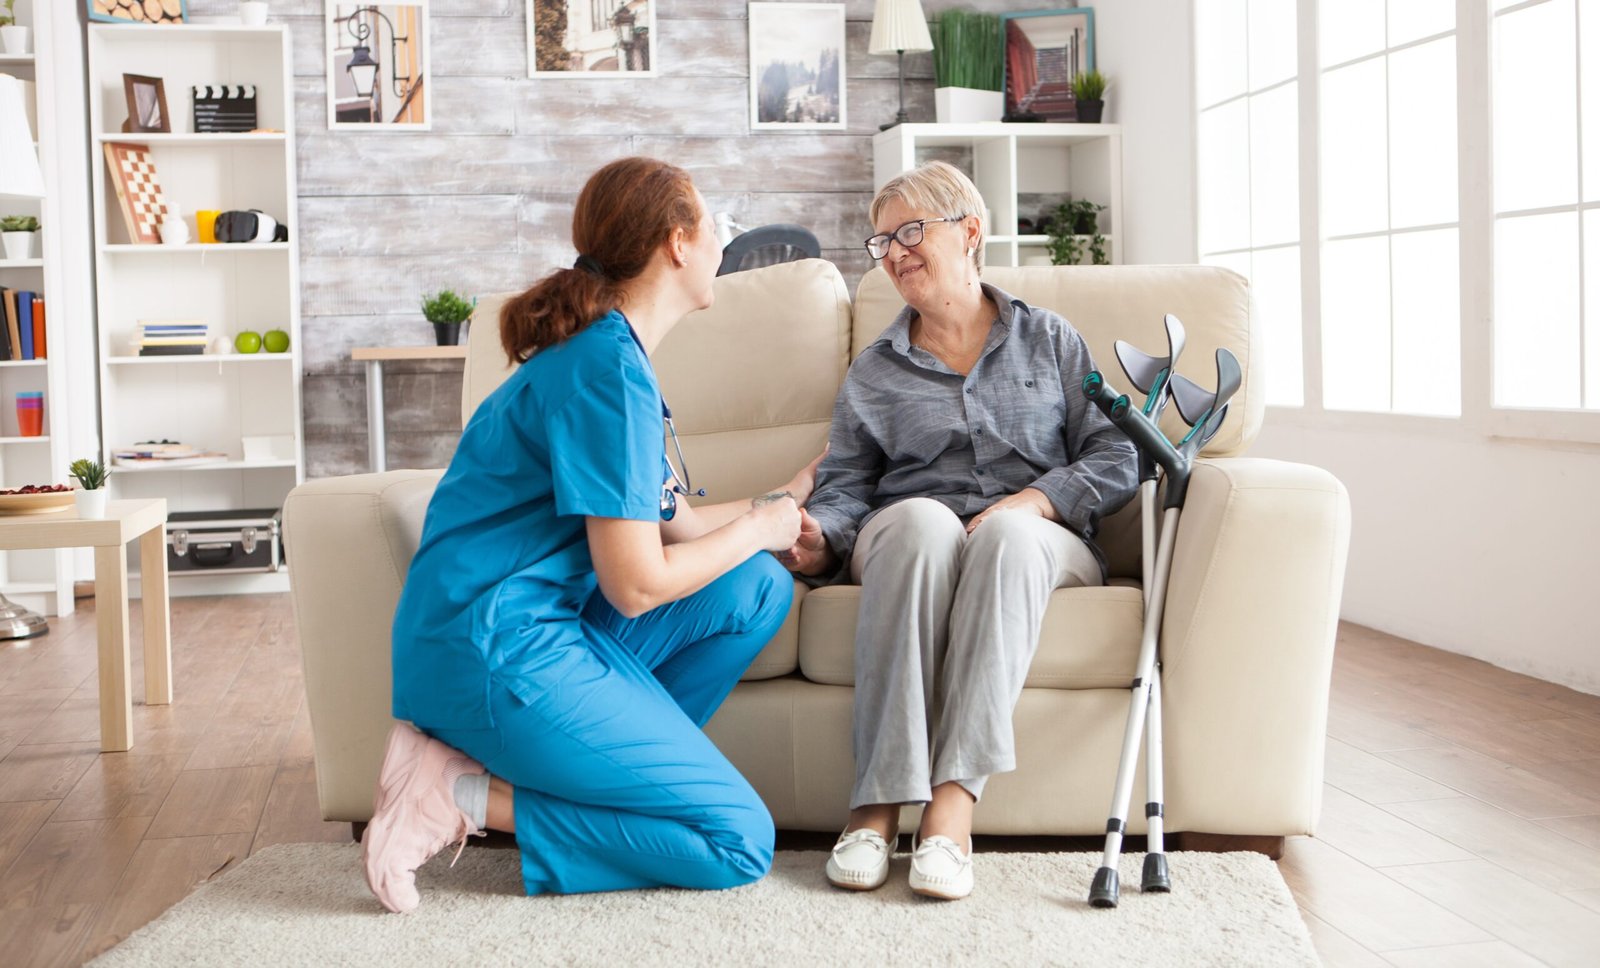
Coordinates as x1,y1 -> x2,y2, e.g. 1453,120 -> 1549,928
848,498 -> 1102,809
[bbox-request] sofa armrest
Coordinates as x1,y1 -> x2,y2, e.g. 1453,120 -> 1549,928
283,469 -> 443,822
1158,457 -> 1351,836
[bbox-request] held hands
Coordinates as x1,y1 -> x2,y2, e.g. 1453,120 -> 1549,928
748,491 -> 802,552
965,487 -> 1056,534
775,508 -> 832,576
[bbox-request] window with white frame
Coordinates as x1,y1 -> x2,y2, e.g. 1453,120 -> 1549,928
1195,0 -> 1304,407
1492,0 -> 1600,411
1319,0 -> 1459,416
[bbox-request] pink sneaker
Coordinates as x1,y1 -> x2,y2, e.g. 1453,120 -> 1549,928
361,721 -> 486,913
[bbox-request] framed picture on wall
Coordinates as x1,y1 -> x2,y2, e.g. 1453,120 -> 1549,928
528,0 -> 656,77
88,0 -> 188,24
326,1 -> 432,130
1001,7 -> 1095,122
749,2 -> 846,131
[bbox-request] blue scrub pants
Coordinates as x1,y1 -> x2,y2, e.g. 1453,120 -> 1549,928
429,552 -> 792,896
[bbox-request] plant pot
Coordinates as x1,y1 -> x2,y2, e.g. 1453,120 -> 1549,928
0,26 -> 30,56
934,87 -> 1004,125
75,489 -> 108,521
1,231 -> 34,261
432,322 -> 462,346
1075,98 -> 1105,124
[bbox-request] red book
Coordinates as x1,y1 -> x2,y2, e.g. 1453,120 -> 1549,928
31,296 -> 44,359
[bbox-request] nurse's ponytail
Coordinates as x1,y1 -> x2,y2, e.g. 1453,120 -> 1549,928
501,157 -> 701,364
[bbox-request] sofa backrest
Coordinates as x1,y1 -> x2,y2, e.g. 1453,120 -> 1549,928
853,264 -> 1262,457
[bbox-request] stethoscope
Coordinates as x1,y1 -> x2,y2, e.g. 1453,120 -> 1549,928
624,321 -> 704,520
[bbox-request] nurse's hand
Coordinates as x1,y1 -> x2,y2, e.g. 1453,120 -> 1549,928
782,445 -> 830,506
776,509 -> 835,576
748,492 -> 802,552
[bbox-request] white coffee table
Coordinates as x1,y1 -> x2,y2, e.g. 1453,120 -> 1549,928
0,498 -> 171,751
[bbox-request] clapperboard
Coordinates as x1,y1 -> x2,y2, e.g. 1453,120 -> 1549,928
192,85 -> 258,133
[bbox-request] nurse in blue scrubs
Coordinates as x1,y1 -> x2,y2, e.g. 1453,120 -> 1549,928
360,157 -> 815,913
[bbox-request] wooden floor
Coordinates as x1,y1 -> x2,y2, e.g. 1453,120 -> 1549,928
1,597 -> 1598,966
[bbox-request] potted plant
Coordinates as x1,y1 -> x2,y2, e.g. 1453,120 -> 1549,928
1,215 -> 38,261
933,10 -> 1002,124
421,289 -> 474,346
69,458 -> 110,520
0,1 -> 28,56
1045,199 -> 1109,266
1072,69 -> 1108,124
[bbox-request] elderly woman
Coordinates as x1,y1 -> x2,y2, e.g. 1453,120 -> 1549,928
780,161 -> 1138,900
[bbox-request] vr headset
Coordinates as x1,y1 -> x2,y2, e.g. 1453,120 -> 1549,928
216,209 -> 289,243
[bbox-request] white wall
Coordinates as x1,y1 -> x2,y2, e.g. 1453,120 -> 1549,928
1102,0 -> 1600,696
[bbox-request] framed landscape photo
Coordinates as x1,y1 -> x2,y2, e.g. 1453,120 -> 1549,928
326,2 -> 432,130
121,74 -> 170,134
749,2 -> 845,131
1002,7 -> 1095,122
528,0 -> 656,77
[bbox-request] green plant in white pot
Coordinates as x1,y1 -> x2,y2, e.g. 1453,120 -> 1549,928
69,458 -> 110,520
933,10 -> 1002,124
1,215 -> 38,262
0,1 -> 29,57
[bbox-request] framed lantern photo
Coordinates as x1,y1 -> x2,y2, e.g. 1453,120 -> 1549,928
528,0 -> 656,77
326,1 -> 432,130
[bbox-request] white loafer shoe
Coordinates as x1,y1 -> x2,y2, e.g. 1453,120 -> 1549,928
825,827 -> 895,891
908,833 -> 974,900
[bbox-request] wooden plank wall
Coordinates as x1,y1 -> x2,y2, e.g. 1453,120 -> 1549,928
187,0 -> 1003,476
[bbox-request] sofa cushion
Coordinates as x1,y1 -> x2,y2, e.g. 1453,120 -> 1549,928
797,582 -> 1144,690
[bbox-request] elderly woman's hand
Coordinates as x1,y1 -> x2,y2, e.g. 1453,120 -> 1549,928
781,446 -> 829,507
775,508 -> 834,576
965,487 -> 1058,535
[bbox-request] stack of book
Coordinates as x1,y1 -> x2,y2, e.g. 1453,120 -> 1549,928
136,321 -> 209,356
112,441 -> 227,468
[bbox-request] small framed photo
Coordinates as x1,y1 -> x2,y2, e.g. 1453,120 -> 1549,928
326,2 -> 432,130
1001,8 -> 1096,122
122,74 -> 171,134
749,2 -> 846,131
88,0 -> 188,24
528,0 -> 656,77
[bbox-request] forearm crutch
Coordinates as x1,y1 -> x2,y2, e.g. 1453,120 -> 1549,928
1081,343 -> 1240,909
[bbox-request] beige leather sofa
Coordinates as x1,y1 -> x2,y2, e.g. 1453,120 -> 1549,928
286,260 -> 1350,842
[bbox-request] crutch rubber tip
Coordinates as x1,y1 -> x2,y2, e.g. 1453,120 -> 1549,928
1141,853 -> 1171,893
1088,867 -> 1120,908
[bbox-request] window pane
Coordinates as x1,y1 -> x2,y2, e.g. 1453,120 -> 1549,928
1389,38 -> 1458,229
1247,0 -> 1296,90
1388,0 -> 1453,48
1321,0 -> 1385,67
1494,213 -> 1581,408
1196,0 -> 1248,108
1322,236 -> 1392,411
1198,100 -> 1251,254
1583,0 -> 1600,203
1251,246 -> 1305,407
1322,58 -> 1389,238
1391,229 -> 1461,415
1584,211 -> 1600,407
1493,0 -> 1579,213
1251,83 -> 1300,247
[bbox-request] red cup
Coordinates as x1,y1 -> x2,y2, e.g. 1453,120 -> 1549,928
15,393 -> 42,437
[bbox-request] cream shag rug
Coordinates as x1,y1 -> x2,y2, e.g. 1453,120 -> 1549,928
91,845 -> 1318,967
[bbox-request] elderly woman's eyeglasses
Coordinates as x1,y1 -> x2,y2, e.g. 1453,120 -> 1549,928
864,215 -> 967,261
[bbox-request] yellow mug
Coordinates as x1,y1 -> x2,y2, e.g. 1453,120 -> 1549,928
196,210 -> 220,244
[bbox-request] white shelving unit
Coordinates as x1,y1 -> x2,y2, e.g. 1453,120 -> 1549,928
88,23 -> 303,596
873,123 -> 1124,267
0,1 -> 86,616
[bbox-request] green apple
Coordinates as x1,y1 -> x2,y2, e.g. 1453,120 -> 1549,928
234,330 -> 262,354
263,329 -> 290,353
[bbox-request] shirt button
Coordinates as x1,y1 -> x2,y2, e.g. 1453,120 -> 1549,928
976,467 -> 986,475
1025,380 -> 1034,388
974,427 -> 984,436
965,387 -> 974,395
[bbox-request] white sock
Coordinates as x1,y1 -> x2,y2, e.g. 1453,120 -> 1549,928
451,771 -> 489,831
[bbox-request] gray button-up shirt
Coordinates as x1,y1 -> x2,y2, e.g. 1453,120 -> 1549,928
807,283 -> 1138,575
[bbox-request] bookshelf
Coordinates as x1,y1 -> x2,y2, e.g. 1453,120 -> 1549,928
87,22 -> 303,596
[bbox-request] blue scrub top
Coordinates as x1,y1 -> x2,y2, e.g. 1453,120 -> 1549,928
391,310 -> 666,731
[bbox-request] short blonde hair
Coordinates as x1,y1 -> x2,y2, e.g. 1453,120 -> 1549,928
870,160 -> 986,271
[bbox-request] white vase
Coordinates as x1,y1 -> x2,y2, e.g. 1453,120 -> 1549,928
75,488 -> 108,520
934,88 -> 1004,125
1,232 -> 33,261
0,26 -> 29,56
239,2 -> 269,27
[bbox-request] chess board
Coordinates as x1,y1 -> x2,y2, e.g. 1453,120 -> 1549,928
103,142 -> 168,244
